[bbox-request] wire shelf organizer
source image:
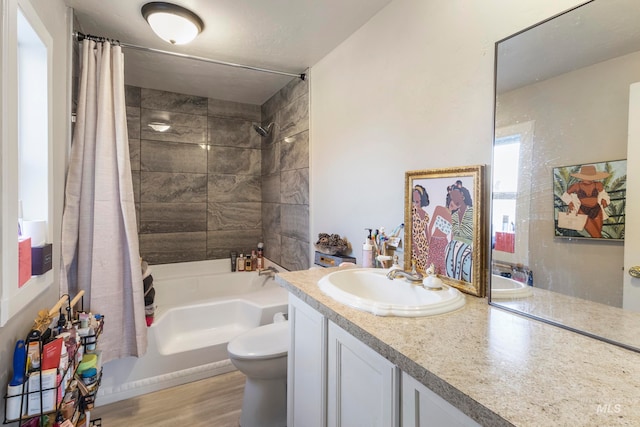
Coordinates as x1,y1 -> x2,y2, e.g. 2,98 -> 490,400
3,291 -> 105,427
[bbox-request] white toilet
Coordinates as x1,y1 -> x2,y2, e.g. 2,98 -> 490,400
227,320 -> 289,427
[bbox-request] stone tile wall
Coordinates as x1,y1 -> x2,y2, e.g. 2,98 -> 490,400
125,80 -> 310,269
261,78 -> 310,271
126,86 -> 264,264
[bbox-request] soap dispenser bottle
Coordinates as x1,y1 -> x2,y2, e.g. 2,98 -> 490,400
362,229 -> 374,268
238,253 -> 245,272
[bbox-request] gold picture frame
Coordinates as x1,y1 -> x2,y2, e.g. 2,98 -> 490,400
404,165 -> 486,297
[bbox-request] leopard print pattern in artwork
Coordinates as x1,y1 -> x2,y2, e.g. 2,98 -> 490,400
411,204 -> 430,272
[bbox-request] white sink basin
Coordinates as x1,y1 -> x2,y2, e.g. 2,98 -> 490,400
490,274 -> 533,299
317,268 -> 465,317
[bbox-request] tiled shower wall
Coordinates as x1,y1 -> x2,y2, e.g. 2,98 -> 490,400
126,86 -> 263,264
125,78 -> 309,270
261,78 -> 310,271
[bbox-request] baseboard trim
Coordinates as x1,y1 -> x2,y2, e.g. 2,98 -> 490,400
95,359 -> 237,406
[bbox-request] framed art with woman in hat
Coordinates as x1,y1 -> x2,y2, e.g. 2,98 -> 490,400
553,159 -> 626,239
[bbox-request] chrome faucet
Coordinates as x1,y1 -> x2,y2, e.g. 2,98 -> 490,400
386,260 -> 423,284
259,266 -> 279,276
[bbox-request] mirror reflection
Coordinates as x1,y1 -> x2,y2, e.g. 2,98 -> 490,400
491,0 -> 640,351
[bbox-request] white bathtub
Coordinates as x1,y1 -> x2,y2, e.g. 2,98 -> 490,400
96,259 -> 289,406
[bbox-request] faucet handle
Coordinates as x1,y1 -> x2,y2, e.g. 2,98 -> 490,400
410,259 -> 423,279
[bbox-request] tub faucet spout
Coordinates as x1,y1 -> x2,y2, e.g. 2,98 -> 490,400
259,266 -> 279,276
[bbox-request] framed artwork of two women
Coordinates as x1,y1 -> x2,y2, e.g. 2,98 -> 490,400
405,165 -> 486,297
553,159 -> 626,240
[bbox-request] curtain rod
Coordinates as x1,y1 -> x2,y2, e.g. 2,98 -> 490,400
73,31 -> 306,81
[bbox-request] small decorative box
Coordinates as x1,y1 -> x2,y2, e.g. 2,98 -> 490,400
314,251 -> 356,268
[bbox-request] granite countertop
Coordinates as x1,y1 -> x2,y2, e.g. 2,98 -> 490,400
276,268 -> 640,427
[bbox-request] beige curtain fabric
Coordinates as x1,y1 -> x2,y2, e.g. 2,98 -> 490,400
60,40 -> 147,362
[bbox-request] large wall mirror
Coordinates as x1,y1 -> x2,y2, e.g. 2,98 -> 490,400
491,0 -> 640,351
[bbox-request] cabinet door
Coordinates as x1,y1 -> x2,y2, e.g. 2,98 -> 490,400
288,294 -> 327,427
327,321 -> 399,427
401,372 -> 480,427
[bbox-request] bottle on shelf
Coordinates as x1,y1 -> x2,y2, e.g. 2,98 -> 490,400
230,251 -> 238,272
256,243 -> 264,270
245,252 -> 253,272
238,253 -> 245,272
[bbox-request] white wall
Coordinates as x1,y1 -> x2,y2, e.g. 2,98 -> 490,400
0,0 -> 69,417
309,0 -> 584,264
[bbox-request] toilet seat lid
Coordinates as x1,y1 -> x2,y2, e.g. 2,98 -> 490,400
228,321 -> 289,359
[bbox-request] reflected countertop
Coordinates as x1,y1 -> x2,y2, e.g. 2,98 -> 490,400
493,286 -> 640,350
277,268 -> 640,427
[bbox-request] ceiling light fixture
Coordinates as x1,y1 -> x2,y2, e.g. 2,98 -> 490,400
142,2 -> 204,45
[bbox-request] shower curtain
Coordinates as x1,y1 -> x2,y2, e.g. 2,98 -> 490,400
60,39 -> 147,362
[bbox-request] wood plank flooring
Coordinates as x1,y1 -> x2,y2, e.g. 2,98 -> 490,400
91,370 -> 246,426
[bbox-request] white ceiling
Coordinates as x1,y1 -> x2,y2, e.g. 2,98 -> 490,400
65,0 -> 392,105
497,0 -> 640,94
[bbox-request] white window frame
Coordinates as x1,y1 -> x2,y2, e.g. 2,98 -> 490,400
492,121 -> 534,266
0,0 -> 53,327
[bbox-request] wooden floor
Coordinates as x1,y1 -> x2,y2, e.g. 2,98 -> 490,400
91,371 -> 246,426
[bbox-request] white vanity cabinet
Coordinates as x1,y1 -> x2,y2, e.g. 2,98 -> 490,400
288,294 -> 478,427
401,372 -> 480,427
288,294 -> 327,427
327,320 -> 400,427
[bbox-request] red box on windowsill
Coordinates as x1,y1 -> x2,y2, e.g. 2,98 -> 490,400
18,237 -> 32,287
495,232 -> 515,253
